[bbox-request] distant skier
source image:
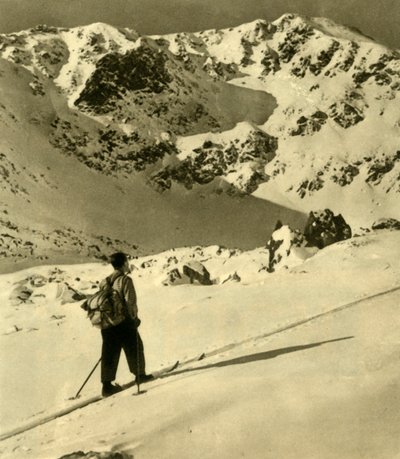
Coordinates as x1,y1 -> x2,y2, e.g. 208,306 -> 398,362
99,252 -> 153,397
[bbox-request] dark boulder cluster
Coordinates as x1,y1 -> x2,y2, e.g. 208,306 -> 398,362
290,111 -> 328,136
328,102 -> 364,128
291,40 -> 340,77
371,218 -> 400,230
265,209 -> 352,272
151,130 -> 278,192
75,44 -> 173,113
182,261 -> 213,285
163,261 -> 213,286
304,209 -> 352,249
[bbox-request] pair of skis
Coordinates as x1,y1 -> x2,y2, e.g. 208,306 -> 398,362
0,354 -> 205,442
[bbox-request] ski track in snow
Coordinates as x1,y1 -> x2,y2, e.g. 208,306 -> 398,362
0,230 -> 400,458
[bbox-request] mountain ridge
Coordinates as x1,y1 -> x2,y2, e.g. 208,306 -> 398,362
0,13 -> 398,270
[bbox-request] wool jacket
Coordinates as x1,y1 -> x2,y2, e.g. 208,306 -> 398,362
100,270 -> 138,319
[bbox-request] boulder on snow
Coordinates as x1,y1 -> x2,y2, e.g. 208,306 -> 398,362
266,225 -> 308,272
58,451 -> 133,459
162,268 -> 183,286
371,218 -> 400,231
56,282 -> 87,305
28,274 -> 48,287
10,284 -> 33,305
304,209 -> 351,249
182,261 -> 213,285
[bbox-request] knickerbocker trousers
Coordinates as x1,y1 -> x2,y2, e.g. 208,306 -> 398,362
101,318 -> 145,382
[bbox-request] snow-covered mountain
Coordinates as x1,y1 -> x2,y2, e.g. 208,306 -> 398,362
0,14 -> 399,268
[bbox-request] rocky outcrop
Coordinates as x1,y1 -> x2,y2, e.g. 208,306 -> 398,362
0,14 -> 399,228
58,450 -> 133,459
331,164 -> 360,186
290,111 -> 328,136
328,102 -> 364,128
371,218 -> 400,230
366,151 -> 400,186
0,217 -> 139,265
304,209 -> 352,249
266,224 -> 308,272
151,129 -> 277,192
162,262 -> 213,286
75,44 -> 173,113
182,261 -> 213,285
162,268 -> 183,286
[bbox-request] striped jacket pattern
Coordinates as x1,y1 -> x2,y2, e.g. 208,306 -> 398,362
100,270 -> 138,320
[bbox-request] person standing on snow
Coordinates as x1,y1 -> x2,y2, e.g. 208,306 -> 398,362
100,252 -> 153,397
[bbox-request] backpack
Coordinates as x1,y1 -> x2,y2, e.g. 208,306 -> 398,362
81,274 -> 127,329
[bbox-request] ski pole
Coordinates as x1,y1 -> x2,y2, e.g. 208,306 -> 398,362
73,357 -> 102,399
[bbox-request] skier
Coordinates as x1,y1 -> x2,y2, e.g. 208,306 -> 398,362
100,252 -> 153,397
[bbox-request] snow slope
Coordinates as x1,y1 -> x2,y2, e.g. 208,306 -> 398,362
154,15 -> 400,227
0,230 -> 399,458
0,14 -> 398,260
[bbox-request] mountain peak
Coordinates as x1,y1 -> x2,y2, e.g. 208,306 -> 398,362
273,13 -> 378,45
0,12 -> 398,252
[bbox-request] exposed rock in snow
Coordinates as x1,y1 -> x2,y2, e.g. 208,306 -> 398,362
304,209 -> 352,248
182,261 -> 213,285
162,268 -> 186,286
371,217 -> 400,230
265,224 -> 312,272
0,13 -> 399,267
1,15 -> 398,216
58,450 -> 133,459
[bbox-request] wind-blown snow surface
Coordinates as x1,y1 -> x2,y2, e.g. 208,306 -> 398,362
1,230 -> 400,458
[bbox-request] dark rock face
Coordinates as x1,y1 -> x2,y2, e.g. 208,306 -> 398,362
304,209 -> 352,249
291,40 -> 340,77
277,22 -> 315,63
75,44 -> 173,113
366,151 -> 400,185
371,218 -> 400,230
49,116 -> 178,175
261,47 -> 281,75
296,176 -> 325,198
162,268 -> 183,286
328,102 -> 364,128
331,164 -> 360,186
352,52 -> 399,87
291,111 -> 328,136
151,130 -> 278,192
182,261 -> 212,285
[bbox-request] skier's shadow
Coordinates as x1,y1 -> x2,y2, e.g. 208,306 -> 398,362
163,336 -> 354,378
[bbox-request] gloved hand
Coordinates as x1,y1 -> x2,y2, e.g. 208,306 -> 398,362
134,317 -> 141,327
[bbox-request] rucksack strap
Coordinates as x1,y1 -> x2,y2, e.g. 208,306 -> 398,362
106,272 -> 125,287
105,273 -> 128,316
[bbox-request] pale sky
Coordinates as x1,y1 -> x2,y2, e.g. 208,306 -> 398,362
0,0 -> 398,49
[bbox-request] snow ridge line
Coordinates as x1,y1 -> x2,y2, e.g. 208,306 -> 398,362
0,285 -> 399,443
